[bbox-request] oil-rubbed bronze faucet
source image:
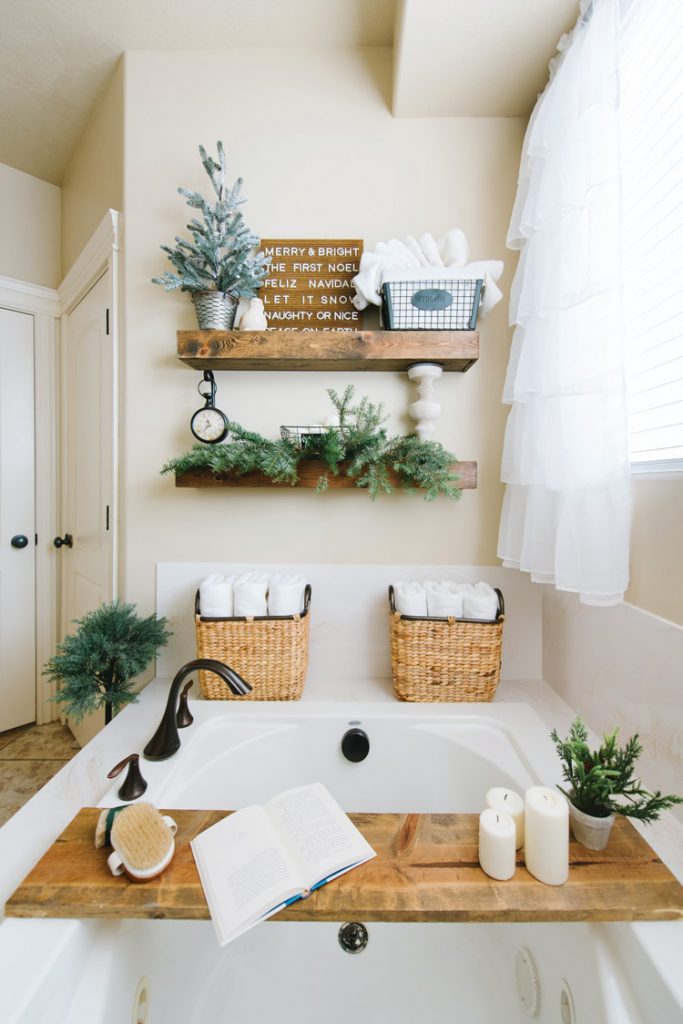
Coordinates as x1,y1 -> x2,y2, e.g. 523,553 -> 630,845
143,659 -> 252,761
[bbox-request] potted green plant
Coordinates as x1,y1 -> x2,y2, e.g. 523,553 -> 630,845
44,601 -> 172,725
551,716 -> 682,850
152,140 -> 270,329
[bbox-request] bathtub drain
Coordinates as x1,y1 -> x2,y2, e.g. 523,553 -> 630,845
338,922 -> 369,953
132,977 -> 150,1024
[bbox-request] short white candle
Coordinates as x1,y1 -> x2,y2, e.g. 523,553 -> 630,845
478,809 -> 516,881
524,786 -> 569,886
485,788 -> 525,850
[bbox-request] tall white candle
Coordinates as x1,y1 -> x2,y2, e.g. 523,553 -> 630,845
478,809 -> 516,881
485,787 -> 525,850
524,787 -> 569,886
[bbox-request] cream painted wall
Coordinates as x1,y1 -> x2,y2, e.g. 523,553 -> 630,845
627,479 -> 683,626
121,48 -> 525,614
0,162 -> 60,288
61,58 -> 124,274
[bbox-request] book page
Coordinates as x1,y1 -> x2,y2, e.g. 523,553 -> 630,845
266,783 -> 375,890
191,805 -> 303,945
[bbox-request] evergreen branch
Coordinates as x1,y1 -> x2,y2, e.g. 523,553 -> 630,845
161,387 -> 462,501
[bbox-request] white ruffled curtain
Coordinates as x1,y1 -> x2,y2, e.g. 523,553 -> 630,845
498,0 -> 631,606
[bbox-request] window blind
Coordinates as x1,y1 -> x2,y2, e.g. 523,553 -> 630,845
620,0 -> 683,467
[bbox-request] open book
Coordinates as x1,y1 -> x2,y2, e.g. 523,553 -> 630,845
191,782 -> 376,946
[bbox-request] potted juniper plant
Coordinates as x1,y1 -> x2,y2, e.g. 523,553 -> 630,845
44,601 -> 172,726
551,716 -> 682,851
152,140 -> 270,329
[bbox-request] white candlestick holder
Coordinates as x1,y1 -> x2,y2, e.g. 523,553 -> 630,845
407,362 -> 443,441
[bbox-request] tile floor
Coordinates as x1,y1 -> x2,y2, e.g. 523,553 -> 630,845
0,722 -> 79,826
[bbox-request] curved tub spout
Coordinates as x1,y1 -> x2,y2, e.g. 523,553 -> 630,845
143,659 -> 252,761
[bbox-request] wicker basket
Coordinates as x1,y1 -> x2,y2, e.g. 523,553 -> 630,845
388,586 -> 504,702
195,585 -> 311,700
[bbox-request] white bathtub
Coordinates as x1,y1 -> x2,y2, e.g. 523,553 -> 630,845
1,701 -> 681,1023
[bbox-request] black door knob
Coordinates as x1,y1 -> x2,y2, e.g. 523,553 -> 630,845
11,535 -> 29,549
53,534 -> 73,549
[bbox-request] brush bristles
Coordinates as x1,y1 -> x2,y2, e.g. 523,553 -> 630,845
111,803 -> 173,871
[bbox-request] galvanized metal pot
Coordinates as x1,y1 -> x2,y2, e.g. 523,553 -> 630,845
191,290 -> 238,330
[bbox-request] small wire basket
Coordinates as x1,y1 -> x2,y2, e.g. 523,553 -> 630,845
381,278 -> 484,330
280,425 -> 327,449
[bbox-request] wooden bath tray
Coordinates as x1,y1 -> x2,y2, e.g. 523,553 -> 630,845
6,809 -> 682,923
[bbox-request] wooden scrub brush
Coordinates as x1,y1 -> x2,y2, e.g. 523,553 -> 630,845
105,803 -> 178,882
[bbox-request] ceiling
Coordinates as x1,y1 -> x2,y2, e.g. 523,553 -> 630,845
394,0 -> 579,117
0,0 -> 578,186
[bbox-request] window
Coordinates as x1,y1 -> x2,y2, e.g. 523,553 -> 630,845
620,0 -> 683,472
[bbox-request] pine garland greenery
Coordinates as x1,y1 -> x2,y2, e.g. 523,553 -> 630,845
162,386 -> 462,500
152,141 -> 270,297
551,715 -> 682,823
44,601 -> 172,724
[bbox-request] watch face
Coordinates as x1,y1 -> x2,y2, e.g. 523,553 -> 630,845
191,407 -> 228,443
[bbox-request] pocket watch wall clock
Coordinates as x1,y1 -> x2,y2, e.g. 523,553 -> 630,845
190,370 -> 229,443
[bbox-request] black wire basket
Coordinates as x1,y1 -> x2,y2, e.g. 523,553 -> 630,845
381,278 -> 484,330
280,425 -> 327,449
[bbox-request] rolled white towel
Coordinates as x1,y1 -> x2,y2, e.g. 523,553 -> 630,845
462,582 -> 499,621
393,581 -> 427,617
199,575 -> 234,617
268,575 -> 307,616
233,573 -> 269,617
425,581 -> 464,618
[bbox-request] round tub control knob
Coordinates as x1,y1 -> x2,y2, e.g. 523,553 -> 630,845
341,728 -> 370,763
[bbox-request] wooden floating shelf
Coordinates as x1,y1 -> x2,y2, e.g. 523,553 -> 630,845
7,809 -> 682,923
177,329 -> 479,372
175,461 -> 477,491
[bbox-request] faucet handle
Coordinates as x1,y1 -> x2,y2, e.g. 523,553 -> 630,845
108,753 -> 148,801
176,680 -> 194,729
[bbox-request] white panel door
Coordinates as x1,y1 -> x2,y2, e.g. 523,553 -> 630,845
60,271 -> 115,745
0,308 -> 36,731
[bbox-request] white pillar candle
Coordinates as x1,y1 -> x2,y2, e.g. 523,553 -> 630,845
478,809 -> 516,881
485,787 -> 525,850
524,787 -> 569,886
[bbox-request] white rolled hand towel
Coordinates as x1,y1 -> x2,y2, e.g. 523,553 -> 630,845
425,581 -> 464,618
462,582 -> 499,621
393,581 -> 428,617
199,575 -> 234,617
233,573 -> 269,617
268,575 -> 307,616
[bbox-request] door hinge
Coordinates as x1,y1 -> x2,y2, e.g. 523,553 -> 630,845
35,534 -> 38,546
105,308 -> 110,335
106,505 -> 110,531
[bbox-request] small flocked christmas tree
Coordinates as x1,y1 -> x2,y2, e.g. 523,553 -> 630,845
45,601 -> 172,725
152,141 -> 269,298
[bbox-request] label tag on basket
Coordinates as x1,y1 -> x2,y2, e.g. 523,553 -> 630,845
411,288 -> 453,311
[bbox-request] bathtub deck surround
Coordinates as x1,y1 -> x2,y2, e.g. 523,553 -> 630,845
156,563 -> 541,685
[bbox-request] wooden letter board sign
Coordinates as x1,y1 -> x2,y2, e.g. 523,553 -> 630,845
259,238 -> 363,331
